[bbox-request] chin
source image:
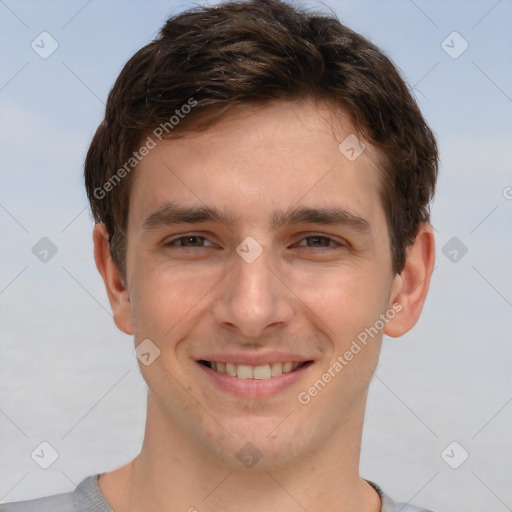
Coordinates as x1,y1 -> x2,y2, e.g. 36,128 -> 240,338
202,416 -> 312,471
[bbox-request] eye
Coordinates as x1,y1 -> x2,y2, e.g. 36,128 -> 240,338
165,235 -> 215,248
295,235 -> 344,249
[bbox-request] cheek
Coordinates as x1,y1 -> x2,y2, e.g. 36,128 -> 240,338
292,270 -> 388,414
290,264 -> 390,341
128,258 -> 221,343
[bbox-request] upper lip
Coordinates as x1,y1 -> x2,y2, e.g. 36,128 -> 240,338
196,351 -> 313,366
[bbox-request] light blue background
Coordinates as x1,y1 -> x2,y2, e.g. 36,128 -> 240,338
1,1 -> 511,510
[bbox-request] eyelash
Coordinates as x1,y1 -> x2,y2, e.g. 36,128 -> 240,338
164,234 -> 345,250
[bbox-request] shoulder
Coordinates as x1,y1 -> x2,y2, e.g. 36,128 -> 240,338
367,480 -> 435,512
382,500 -> 435,512
0,474 -> 111,512
0,490 -> 74,512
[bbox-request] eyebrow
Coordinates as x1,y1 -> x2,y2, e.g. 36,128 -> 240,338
269,205 -> 371,234
143,203 -> 236,230
142,202 -> 371,234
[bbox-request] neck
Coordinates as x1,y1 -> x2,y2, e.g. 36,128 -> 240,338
99,392 -> 381,512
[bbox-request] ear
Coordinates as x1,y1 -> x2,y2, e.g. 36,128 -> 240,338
93,223 -> 133,335
384,223 -> 435,338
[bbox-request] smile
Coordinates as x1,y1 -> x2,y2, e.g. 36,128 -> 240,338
198,360 -> 310,380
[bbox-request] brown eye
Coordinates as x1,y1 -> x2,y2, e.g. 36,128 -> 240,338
305,236 -> 330,247
166,235 -> 213,247
297,236 -> 341,248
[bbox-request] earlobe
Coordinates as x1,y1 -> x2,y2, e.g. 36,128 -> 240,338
384,223 -> 435,338
93,224 -> 134,335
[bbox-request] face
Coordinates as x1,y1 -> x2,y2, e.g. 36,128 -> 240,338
120,100 -> 402,469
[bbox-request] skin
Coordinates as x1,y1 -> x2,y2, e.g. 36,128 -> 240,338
93,99 -> 435,512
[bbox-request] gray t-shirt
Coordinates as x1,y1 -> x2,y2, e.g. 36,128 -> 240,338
0,474 -> 434,511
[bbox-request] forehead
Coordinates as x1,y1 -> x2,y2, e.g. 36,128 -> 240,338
128,100 -> 385,230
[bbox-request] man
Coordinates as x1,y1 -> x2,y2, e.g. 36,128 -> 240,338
1,0 -> 438,510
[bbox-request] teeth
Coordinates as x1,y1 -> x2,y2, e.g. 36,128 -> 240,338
236,364 -> 253,379
226,362 -> 237,376
270,362 -> 283,377
206,361 -> 304,380
253,365 -> 271,380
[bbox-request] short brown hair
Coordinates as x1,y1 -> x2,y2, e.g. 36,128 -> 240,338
84,0 -> 438,278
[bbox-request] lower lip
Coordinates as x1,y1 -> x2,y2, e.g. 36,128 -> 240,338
197,362 -> 313,399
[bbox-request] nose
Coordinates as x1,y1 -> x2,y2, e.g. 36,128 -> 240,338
212,244 -> 294,339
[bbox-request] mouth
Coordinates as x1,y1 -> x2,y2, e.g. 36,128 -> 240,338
198,360 -> 313,380
195,354 -> 315,400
